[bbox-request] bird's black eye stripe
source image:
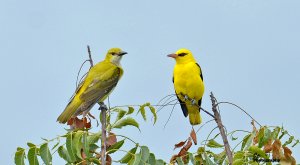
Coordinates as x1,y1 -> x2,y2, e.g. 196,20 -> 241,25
111,52 -> 116,55
178,53 -> 187,56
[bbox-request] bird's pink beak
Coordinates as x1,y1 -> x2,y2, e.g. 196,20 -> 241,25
167,53 -> 178,58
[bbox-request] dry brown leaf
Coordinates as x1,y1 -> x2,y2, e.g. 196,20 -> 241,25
263,139 -> 273,153
178,138 -> 192,157
169,154 -> 178,163
67,118 -> 74,125
272,139 -> 282,159
74,117 -> 85,129
190,128 -> 197,145
174,140 -> 187,150
251,120 -> 257,132
281,147 -> 296,165
67,117 -> 92,129
184,138 -> 192,151
177,147 -> 187,157
83,117 -> 91,129
283,146 -> 292,158
106,154 -> 112,165
106,132 -> 117,147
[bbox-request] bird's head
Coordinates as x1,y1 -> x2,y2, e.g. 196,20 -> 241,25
105,48 -> 127,65
167,48 -> 196,64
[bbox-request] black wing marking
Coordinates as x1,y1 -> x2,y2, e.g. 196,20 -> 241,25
176,93 -> 188,117
198,98 -> 202,112
173,77 -> 188,117
196,63 -> 203,81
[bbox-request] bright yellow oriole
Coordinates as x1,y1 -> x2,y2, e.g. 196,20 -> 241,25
168,48 -> 205,125
57,48 -> 127,124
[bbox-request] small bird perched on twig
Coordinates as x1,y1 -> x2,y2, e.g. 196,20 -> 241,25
168,48 -> 205,125
57,48 -> 127,124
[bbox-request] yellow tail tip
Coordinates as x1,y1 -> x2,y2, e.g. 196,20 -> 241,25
189,113 -> 202,125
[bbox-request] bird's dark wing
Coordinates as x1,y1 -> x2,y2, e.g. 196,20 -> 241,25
196,63 -> 203,81
173,76 -> 188,117
196,63 -> 203,109
80,68 -> 121,102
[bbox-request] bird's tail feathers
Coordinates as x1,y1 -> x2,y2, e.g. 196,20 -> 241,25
188,105 -> 202,125
57,99 -> 80,124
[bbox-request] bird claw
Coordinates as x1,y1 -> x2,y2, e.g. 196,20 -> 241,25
191,99 -> 197,105
98,102 -> 108,111
184,95 -> 189,101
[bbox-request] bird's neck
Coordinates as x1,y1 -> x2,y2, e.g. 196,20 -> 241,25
109,56 -> 122,67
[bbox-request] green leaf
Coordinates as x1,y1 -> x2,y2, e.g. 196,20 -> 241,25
28,147 -> 39,165
292,139 -> 299,147
89,144 -> 99,152
258,127 -> 272,148
140,146 -> 150,163
248,145 -> 268,159
87,132 -> 101,144
188,152 -> 195,165
272,126 -> 281,139
147,153 -> 156,164
119,146 -> 138,163
127,106 -> 135,115
241,131 -> 255,150
176,157 -> 184,165
40,143 -> 52,165
27,142 -> 36,148
283,136 -> 294,147
279,130 -> 288,139
51,141 -> 60,150
131,153 -> 141,165
82,132 -> 91,158
232,159 -> 244,165
206,139 -> 223,148
113,117 -> 140,131
41,138 -> 48,141
73,130 -> 84,159
197,147 -> 205,154
66,132 -> 76,162
57,146 -> 72,163
15,147 -> 25,165
214,150 -> 226,164
117,109 -> 127,121
149,105 -> 157,124
107,139 -> 125,154
138,105 -> 147,121
155,159 -> 165,165
89,158 -> 101,165
204,154 -> 214,165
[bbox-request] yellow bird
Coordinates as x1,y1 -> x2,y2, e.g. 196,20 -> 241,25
168,48 -> 205,125
57,48 -> 127,124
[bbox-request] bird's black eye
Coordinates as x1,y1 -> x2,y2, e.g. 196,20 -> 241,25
111,52 -> 116,55
178,53 -> 187,57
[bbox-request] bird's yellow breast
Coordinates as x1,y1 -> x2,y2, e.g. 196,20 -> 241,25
173,62 -> 204,100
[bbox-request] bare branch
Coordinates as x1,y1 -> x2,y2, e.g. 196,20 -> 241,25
99,102 -> 108,165
210,92 -> 233,164
87,45 -> 93,67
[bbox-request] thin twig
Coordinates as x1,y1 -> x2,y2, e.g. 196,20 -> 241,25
87,45 -> 93,67
163,100 -> 178,129
217,101 -> 262,127
75,60 -> 89,89
196,119 -> 215,134
210,92 -> 233,164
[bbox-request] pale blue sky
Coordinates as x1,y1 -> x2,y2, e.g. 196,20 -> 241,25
1,0 -> 300,164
